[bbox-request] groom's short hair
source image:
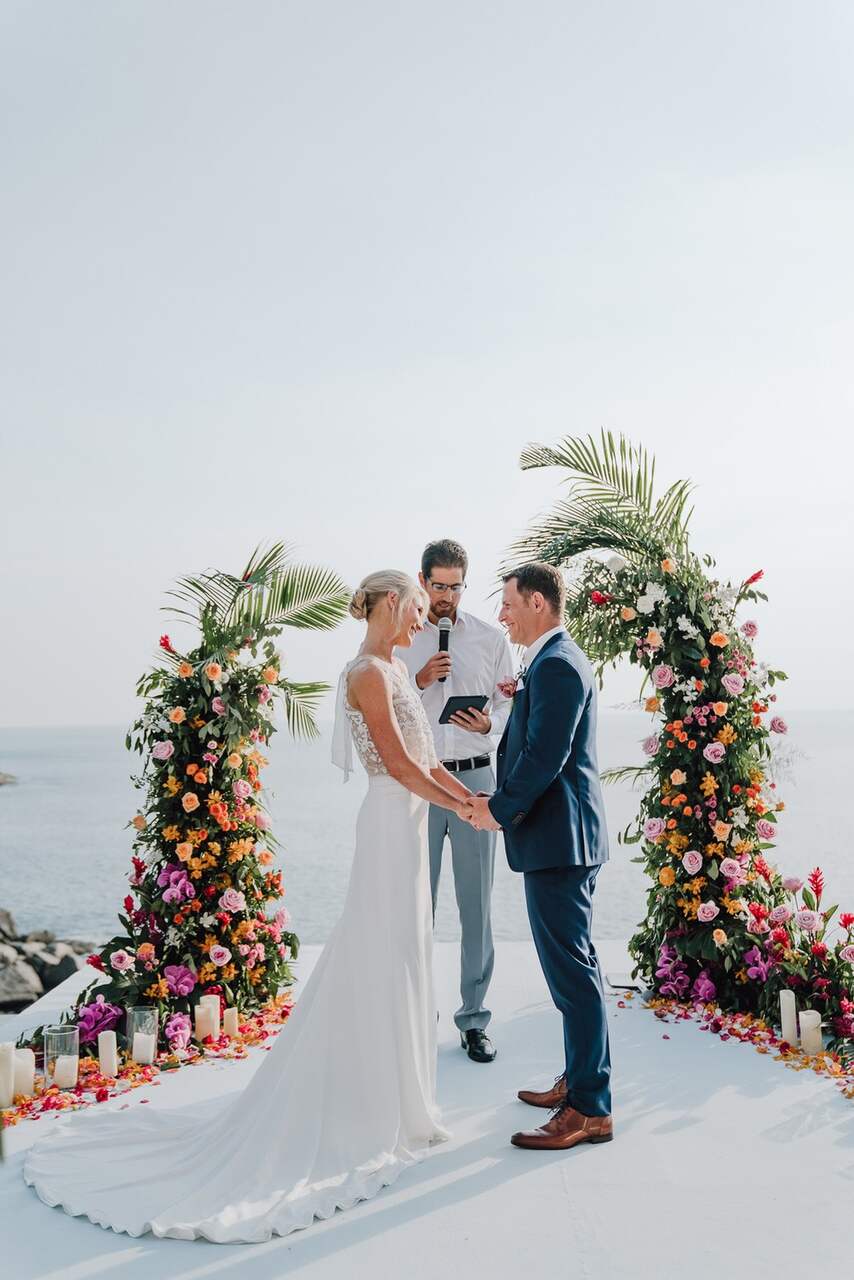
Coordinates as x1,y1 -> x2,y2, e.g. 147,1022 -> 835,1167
504,562 -> 566,616
421,539 -> 468,580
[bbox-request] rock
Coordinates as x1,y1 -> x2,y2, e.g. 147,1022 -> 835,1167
0,772 -> 16,786
40,953 -> 81,992
0,960 -> 44,1009
0,942 -> 18,965
0,908 -> 18,941
24,929 -> 56,944
67,940 -> 99,956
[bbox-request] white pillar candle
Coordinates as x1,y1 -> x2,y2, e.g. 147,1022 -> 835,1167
13,1048 -> 36,1099
0,1043 -> 14,1109
779,990 -> 799,1046
131,1032 -> 156,1065
98,1030 -> 119,1077
194,1005 -> 215,1042
799,1010 -> 823,1056
199,996 -> 221,1038
53,1054 -> 79,1089
223,1007 -> 239,1038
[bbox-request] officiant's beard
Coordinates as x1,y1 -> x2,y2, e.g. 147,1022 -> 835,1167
429,599 -> 457,625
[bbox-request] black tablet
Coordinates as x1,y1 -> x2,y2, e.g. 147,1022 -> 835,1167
438,694 -> 489,725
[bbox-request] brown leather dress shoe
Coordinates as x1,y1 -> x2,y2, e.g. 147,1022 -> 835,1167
517,1073 -> 567,1109
511,1104 -> 613,1150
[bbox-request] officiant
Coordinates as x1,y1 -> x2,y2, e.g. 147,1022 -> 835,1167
399,539 -> 515,1063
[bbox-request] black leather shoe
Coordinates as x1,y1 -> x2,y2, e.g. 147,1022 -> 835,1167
461,1029 -> 496,1063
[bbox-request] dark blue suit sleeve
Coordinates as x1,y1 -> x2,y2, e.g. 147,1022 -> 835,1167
488,656 -> 587,829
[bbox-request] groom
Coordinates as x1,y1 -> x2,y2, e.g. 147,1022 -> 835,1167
465,562 -> 613,1150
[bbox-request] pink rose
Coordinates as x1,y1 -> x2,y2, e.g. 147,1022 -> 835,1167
721,673 -> 744,696
756,819 -> 776,841
109,949 -> 135,972
651,664 -> 675,689
741,620 -> 758,638
641,734 -> 660,757
209,945 -> 232,966
643,817 -> 667,841
233,779 -> 252,801
697,901 -> 720,923
770,717 -> 788,734
719,857 -> 742,880
256,685 -> 272,705
219,888 -> 246,913
769,904 -> 792,925
840,945 -> 854,964
682,850 -> 703,875
211,696 -> 226,716
254,811 -> 272,831
703,742 -> 726,764
151,740 -> 174,761
794,909 -> 822,933
782,877 -> 803,893
496,679 -> 518,699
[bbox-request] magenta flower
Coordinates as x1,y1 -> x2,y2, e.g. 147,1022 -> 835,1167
256,685 -> 272,704
655,943 -> 690,998
210,945 -> 232,966
76,994 -> 123,1044
691,970 -> 716,1003
164,1012 -> 192,1051
756,819 -> 776,840
703,742 -> 726,764
109,949 -> 135,972
741,620 -> 758,638
651,664 -> 675,689
744,947 -> 775,982
164,964 -> 197,996
233,779 -> 252,801
151,740 -> 175,762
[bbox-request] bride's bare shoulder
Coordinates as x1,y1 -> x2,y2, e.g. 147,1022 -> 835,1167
346,656 -> 392,709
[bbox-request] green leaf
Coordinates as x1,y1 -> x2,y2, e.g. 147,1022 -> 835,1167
802,888 -> 816,911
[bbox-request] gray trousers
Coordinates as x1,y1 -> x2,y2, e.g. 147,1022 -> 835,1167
428,763 -> 496,1032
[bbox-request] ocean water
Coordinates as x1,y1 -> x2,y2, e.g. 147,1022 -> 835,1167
0,713 -> 849,948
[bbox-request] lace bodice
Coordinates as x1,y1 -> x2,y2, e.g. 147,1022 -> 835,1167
344,655 -> 438,776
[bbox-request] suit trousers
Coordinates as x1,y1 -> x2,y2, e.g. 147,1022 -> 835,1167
428,763 -> 495,1032
523,864 -> 612,1116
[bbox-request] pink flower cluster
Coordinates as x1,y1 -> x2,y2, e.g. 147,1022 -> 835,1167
157,864 -> 195,904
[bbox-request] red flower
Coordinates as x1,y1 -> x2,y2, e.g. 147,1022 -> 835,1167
811,942 -> 828,960
753,856 -> 772,882
839,913 -> 854,930
590,590 -> 613,606
123,895 -> 135,914
772,928 -> 789,945
808,867 -> 824,903
748,902 -> 769,920
87,954 -> 105,971
744,569 -> 764,586
159,634 -> 175,652
95,1087 -> 110,1103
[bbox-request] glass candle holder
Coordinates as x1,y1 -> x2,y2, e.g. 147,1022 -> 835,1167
127,1007 -> 159,1064
44,1025 -> 79,1090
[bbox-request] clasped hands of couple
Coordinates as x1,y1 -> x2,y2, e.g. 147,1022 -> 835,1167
459,791 -> 500,832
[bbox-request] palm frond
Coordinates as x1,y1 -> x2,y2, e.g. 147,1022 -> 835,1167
280,681 -> 329,739
233,563 -> 351,633
600,764 -> 655,787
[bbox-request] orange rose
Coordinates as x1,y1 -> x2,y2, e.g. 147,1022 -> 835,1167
186,763 -> 199,776
257,850 -> 274,866
699,657 -> 710,669
620,606 -> 637,622
176,841 -> 194,862
205,662 -> 223,682
670,769 -> 687,785
194,770 -> 207,785
168,706 -> 186,724
713,821 -> 732,840
644,696 -> 660,713
262,666 -> 279,684
709,632 -> 729,648
227,752 -> 242,769
645,628 -> 663,649
712,928 -> 727,947
661,558 -> 675,573
659,866 -> 676,887
182,792 -> 200,813
131,814 -> 147,831
177,661 -> 193,678
713,701 -> 728,716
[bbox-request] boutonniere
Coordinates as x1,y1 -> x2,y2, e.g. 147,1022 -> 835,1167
497,678 -> 518,699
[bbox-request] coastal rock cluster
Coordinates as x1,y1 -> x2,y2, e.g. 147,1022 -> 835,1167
0,909 -> 95,1010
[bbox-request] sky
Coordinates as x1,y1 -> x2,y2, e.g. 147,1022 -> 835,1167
2,0 -> 853,728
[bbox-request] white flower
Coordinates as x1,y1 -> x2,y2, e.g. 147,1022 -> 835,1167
636,582 -> 667,614
718,586 -> 738,607
606,554 -> 628,574
200,913 -> 217,929
676,615 -> 699,638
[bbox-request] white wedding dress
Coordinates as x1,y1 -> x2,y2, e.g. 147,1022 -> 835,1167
24,654 -> 449,1242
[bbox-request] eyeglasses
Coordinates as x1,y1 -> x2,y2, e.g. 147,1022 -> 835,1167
427,581 -> 466,596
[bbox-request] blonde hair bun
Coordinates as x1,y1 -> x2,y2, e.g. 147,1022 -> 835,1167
348,587 -> 368,621
348,571 -> 427,624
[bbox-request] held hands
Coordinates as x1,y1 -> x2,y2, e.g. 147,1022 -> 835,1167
459,792 -> 501,831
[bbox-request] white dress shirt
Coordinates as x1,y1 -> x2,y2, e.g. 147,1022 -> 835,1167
522,625 -> 567,674
397,610 -> 517,760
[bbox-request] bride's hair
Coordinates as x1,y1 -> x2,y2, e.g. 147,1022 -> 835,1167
348,570 -> 427,624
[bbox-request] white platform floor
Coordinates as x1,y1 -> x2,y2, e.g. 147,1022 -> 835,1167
3,940 -> 853,1279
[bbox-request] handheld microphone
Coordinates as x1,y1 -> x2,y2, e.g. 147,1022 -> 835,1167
437,618 -> 452,683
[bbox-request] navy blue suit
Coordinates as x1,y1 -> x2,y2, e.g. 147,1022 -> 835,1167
489,631 -> 612,1116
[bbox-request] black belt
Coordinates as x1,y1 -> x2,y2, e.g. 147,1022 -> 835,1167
442,755 -> 491,773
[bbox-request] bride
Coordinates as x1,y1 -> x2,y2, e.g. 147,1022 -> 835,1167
24,570 -> 476,1242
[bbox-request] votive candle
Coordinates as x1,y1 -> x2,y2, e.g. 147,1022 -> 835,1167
0,1043 -> 14,1108
799,1009 -> 823,1056
199,995 -> 221,1039
98,1030 -> 119,1077
779,990 -> 798,1046
13,1047 -> 36,1099
53,1054 -> 79,1089
194,1005 -> 215,1042
223,1007 -> 239,1038
132,1032 -> 156,1065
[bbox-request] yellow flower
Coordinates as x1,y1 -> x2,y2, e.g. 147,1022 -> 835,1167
182,792 -> 200,813
163,776 -> 181,797
677,897 -> 699,919
620,607 -> 637,622
734,839 -> 753,856
197,962 -> 216,984
177,661 -> 194,679
220,963 -> 237,982
131,814 -> 147,831
709,631 -> 729,648
661,558 -> 675,574
716,724 -> 737,745
168,706 -> 187,724
162,824 -> 181,841
192,716 -> 206,729
176,841 -> 194,863
644,696 -> 660,714
227,753 -> 242,769
700,772 -> 719,797
144,978 -> 169,1000
658,866 -> 676,887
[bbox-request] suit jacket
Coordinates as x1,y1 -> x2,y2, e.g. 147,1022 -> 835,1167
488,632 -> 609,873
